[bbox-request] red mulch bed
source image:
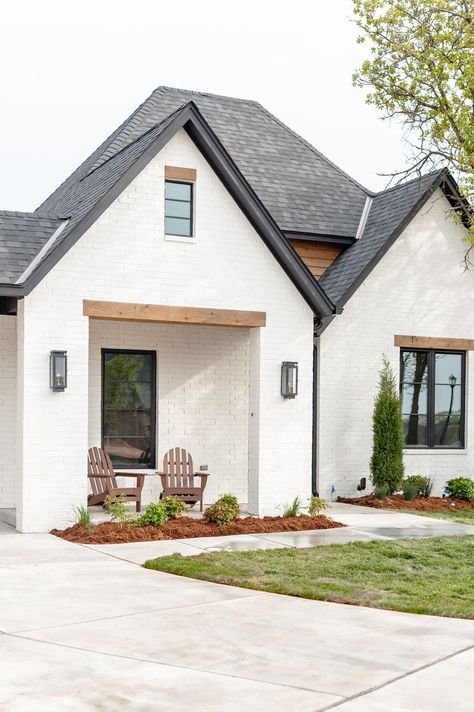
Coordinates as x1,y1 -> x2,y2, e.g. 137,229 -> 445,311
51,514 -> 343,545
338,493 -> 474,511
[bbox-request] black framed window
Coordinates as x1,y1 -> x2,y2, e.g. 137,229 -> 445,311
400,349 -> 465,449
102,350 -> 156,468
165,180 -> 193,237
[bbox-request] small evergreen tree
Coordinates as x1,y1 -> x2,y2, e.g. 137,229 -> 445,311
370,356 -> 404,494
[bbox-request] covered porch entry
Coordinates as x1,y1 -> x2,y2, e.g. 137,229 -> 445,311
85,300 -> 266,510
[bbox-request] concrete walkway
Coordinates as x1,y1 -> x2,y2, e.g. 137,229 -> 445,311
84,501 -> 474,564
0,507 -> 473,711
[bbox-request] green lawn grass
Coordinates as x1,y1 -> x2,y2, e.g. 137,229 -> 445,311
398,508 -> 474,525
145,536 -> 474,618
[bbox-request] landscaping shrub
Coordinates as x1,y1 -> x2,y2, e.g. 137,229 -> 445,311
402,475 -> 432,498
308,496 -> 328,516
370,356 -> 404,494
104,494 -> 136,524
203,494 -> 240,526
282,496 -> 303,518
446,477 -> 474,502
402,481 -> 418,501
375,484 -> 389,500
161,497 -> 187,519
72,505 -> 95,533
137,502 -> 169,527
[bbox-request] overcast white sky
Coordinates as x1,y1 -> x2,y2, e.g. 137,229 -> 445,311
1,0 -> 409,211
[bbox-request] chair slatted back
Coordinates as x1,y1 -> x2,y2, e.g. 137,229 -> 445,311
162,447 -> 194,489
87,447 -> 118,496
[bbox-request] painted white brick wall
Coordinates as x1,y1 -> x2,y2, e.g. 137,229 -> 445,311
0,316 -> 17,508
88,319 -> 250,504
317,190 -> 474,499
16,128 -> 314,531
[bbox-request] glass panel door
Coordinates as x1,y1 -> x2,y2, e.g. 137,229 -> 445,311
102,350 -> 156,468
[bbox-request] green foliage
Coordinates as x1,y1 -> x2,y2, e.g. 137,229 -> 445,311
104,494 -> 136,524
72,505 -> 95,532
403,475 -> 432,498
375,484 -> 389,500
402,482 -> 418,501
161,497 -> 187,519
146,536 -> 474,619
137,502 -> 169,527
352,0 -> 473,238
282,496 -> 303,518
203,494 -> 241,526
446,477 -> 474,502
370,356 -> 404,494
308,496 -> 328,516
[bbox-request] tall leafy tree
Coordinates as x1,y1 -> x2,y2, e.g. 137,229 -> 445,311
353,0 -> 473,234
370,356 -> 404,494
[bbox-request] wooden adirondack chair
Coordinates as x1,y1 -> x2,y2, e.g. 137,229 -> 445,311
87,447 -> 145,512
159,447 -> 209,511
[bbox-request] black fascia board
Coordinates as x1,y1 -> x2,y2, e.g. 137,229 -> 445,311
184,103 -> 335,316
284,231 -> 355,246
315,168 -> 470,334
0,102 -> 335,316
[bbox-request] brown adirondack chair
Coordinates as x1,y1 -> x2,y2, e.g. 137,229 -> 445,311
159,447 -> 209,511
87,447 -> 145,512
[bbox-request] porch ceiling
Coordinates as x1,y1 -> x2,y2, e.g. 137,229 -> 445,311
83,300 -> 266,328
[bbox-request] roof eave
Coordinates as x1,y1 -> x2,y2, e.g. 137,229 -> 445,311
5,101 -> 335,317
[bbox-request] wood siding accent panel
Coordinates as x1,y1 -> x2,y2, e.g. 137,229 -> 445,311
165,166 -> 197,182
83,300 -> 266,328
394,335 -> 474,351
289,240 -> 343,279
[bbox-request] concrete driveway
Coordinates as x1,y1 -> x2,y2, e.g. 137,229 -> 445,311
0,508 -> 473,711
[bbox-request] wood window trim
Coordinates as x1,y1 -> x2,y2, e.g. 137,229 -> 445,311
395,335 -> 474,351
165,166 -> 196,182
84,300 -> 266,328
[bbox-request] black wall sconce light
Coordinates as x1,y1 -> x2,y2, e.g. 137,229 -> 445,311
281,361 -> 298,398
50,351 -> 67,391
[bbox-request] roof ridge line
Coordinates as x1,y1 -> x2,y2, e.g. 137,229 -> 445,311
82,104 -> 187,180
156,85 -> 261,105
374,169 -> 444,197
254,103 -> 372,197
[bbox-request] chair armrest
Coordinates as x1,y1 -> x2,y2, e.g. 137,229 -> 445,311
87,472 -> 114,479
194,472 -> 210,477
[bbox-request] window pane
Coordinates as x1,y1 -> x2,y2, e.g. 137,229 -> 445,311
402,414 -> 427,446
401,351 -> 428,384
103,436 -> 152,468
401,383 -> 427,414
165,181 -> 191,200
434,415 -> 462,447
435,384 -> 461,417
165,199 -> 191,219
103,351 -> 154,468
165,216 -> 191,236
435,352 -> 462,385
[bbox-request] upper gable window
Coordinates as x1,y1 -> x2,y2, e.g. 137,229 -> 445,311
165,180 -> 193,237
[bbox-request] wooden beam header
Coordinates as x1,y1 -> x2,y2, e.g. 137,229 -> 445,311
165,166 -> 196,182
394,335 -> 474,351
83,300 -> 266,328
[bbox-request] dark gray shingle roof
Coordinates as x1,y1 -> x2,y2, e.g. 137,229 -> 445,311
38,86 -> 369,237
0,211 -> 62,283
320,172 -> 443,305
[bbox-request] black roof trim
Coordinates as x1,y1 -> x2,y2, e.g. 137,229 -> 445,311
0,102 -> 335,316
317,169 -> 469,333
284,231 -> 355,246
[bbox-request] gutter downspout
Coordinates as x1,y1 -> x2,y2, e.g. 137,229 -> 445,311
312,342 -> 319,496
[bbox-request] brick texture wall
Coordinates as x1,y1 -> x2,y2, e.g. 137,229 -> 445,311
0,316 -> 17,509
88,320 -> 250,504
317,190 -> 474,499
16,128 -> 314,531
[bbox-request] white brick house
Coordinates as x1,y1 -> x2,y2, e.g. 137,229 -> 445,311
0,87 -> 471,532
